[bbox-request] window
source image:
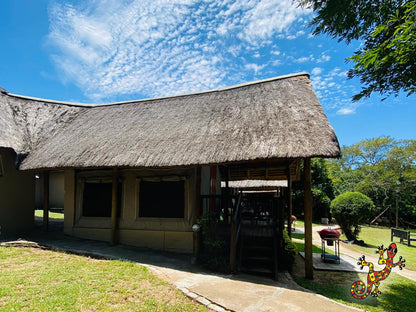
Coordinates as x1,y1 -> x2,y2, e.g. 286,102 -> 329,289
82,181 -> 122,217
139,180 -> 185,218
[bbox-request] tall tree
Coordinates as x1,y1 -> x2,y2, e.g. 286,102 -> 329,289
328,137 -> 416,226
300,0 -> 416,101
293,159 -> 335,221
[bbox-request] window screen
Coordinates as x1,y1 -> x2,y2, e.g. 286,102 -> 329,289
82,182 -> 122,217
139,180 -> 185,218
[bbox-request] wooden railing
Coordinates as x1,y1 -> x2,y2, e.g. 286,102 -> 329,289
200,194 -> 239,225
230,192 -> 243,272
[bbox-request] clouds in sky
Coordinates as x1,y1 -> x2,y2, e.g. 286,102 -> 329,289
47,0 -> 313,101
47,0 -> 357,115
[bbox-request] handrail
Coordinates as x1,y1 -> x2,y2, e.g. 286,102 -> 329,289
230,192 -> 243,272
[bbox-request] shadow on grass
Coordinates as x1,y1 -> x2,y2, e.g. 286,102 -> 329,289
293,252 -> 416,312
362,243 -> 378,249
377,280 -> 416,312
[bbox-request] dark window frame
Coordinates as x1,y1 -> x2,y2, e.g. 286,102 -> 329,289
138,178 -> 186,219
77,173 -> 123,219
82,181 -> 122,218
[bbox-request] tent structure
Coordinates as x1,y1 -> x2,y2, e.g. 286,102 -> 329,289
0,73 -> 340,279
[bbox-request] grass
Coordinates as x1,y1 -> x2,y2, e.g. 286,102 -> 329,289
341,225 -> 416,271
293,261 -> 416,312
0,246 -> 208,312
34,210 -> 64,220
291,225 -> 416,312
292,241 -> 323,254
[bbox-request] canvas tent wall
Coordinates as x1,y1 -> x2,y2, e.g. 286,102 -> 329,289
0,147 -> 34,233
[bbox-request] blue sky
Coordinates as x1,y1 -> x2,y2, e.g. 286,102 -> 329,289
1,0 -> 414,147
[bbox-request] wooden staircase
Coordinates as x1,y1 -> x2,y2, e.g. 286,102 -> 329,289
238,223 -> 278,280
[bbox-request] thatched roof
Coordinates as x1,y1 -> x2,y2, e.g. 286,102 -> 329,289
222,180 -> 288,191
1,73 -> 340,170
0,90 -> 85,156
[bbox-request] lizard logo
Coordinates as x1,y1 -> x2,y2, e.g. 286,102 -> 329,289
350,243 -> 405,299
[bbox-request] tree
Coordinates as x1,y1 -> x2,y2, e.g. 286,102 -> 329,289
300,0 -> 416,101
330,192 -> 375,242
328,137 -> 416,226
292,159 -> 335,221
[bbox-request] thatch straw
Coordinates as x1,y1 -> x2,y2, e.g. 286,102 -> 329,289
1,73 -> 340,170
222,180 -> 288,190
0,91 -> 85,156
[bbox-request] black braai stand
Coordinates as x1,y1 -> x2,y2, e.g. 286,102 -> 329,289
321,237 -> 340,264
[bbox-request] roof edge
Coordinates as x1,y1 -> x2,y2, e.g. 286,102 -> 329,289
4,72 -> 310,108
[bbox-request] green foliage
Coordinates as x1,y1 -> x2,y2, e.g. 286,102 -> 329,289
328,137 -> 416,226
279,230 -> 298,272
293,158 -> 336,221
300,0 -> 416,101
197,211 -> 230,273
198,211 -> 227,250
312,188 -> 331,218
331,192 -> 375,241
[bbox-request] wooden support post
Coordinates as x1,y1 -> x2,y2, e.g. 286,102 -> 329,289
286,167 -> 293,238
224,166 -> 230,224
193,166 -> 202,263
64,170 -> 76,235
230,219 -> 237,272
304,158 -> 313,279
110,168 -> 118,246
195,166 -> 202,221
209,165 -> 217,211
278,189 -> 284,246
43,171 -> 50,232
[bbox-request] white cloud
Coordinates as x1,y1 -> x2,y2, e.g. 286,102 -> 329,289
336,107 -> 356,115
245,63 -> 266,75
311,67 -> 323,75
47,0 -> 312,100
317,53 -> 331,63
294,56 -> 311,63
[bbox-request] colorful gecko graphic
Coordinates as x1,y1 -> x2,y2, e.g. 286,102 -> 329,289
350,243 -> 406,299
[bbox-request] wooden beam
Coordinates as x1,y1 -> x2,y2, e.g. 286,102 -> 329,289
195,166 -> 202,221
43,171 -> 49,232
209,165 -> 217,211
110,168 -> 118,246
303,158 -> 313,279
286,167 -> 292,238
63,170 -> 76,235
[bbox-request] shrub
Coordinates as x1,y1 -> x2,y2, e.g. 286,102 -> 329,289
279,230 -> 298,272
197,211 -> 230,273
330,191 -> 374,242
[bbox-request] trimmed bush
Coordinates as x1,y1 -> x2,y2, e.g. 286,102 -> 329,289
330,191 -> 374,242
279,230 -> 298,272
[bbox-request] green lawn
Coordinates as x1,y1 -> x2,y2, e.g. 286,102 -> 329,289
0,246 -> 207,312
292,238 -> 416,312
341,226 -> 416,271
295,269 -> 416,312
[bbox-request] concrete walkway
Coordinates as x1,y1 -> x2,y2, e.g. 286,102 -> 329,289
1,229 -> 361,312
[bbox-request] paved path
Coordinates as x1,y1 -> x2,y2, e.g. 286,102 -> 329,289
1,230 -> 361,312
